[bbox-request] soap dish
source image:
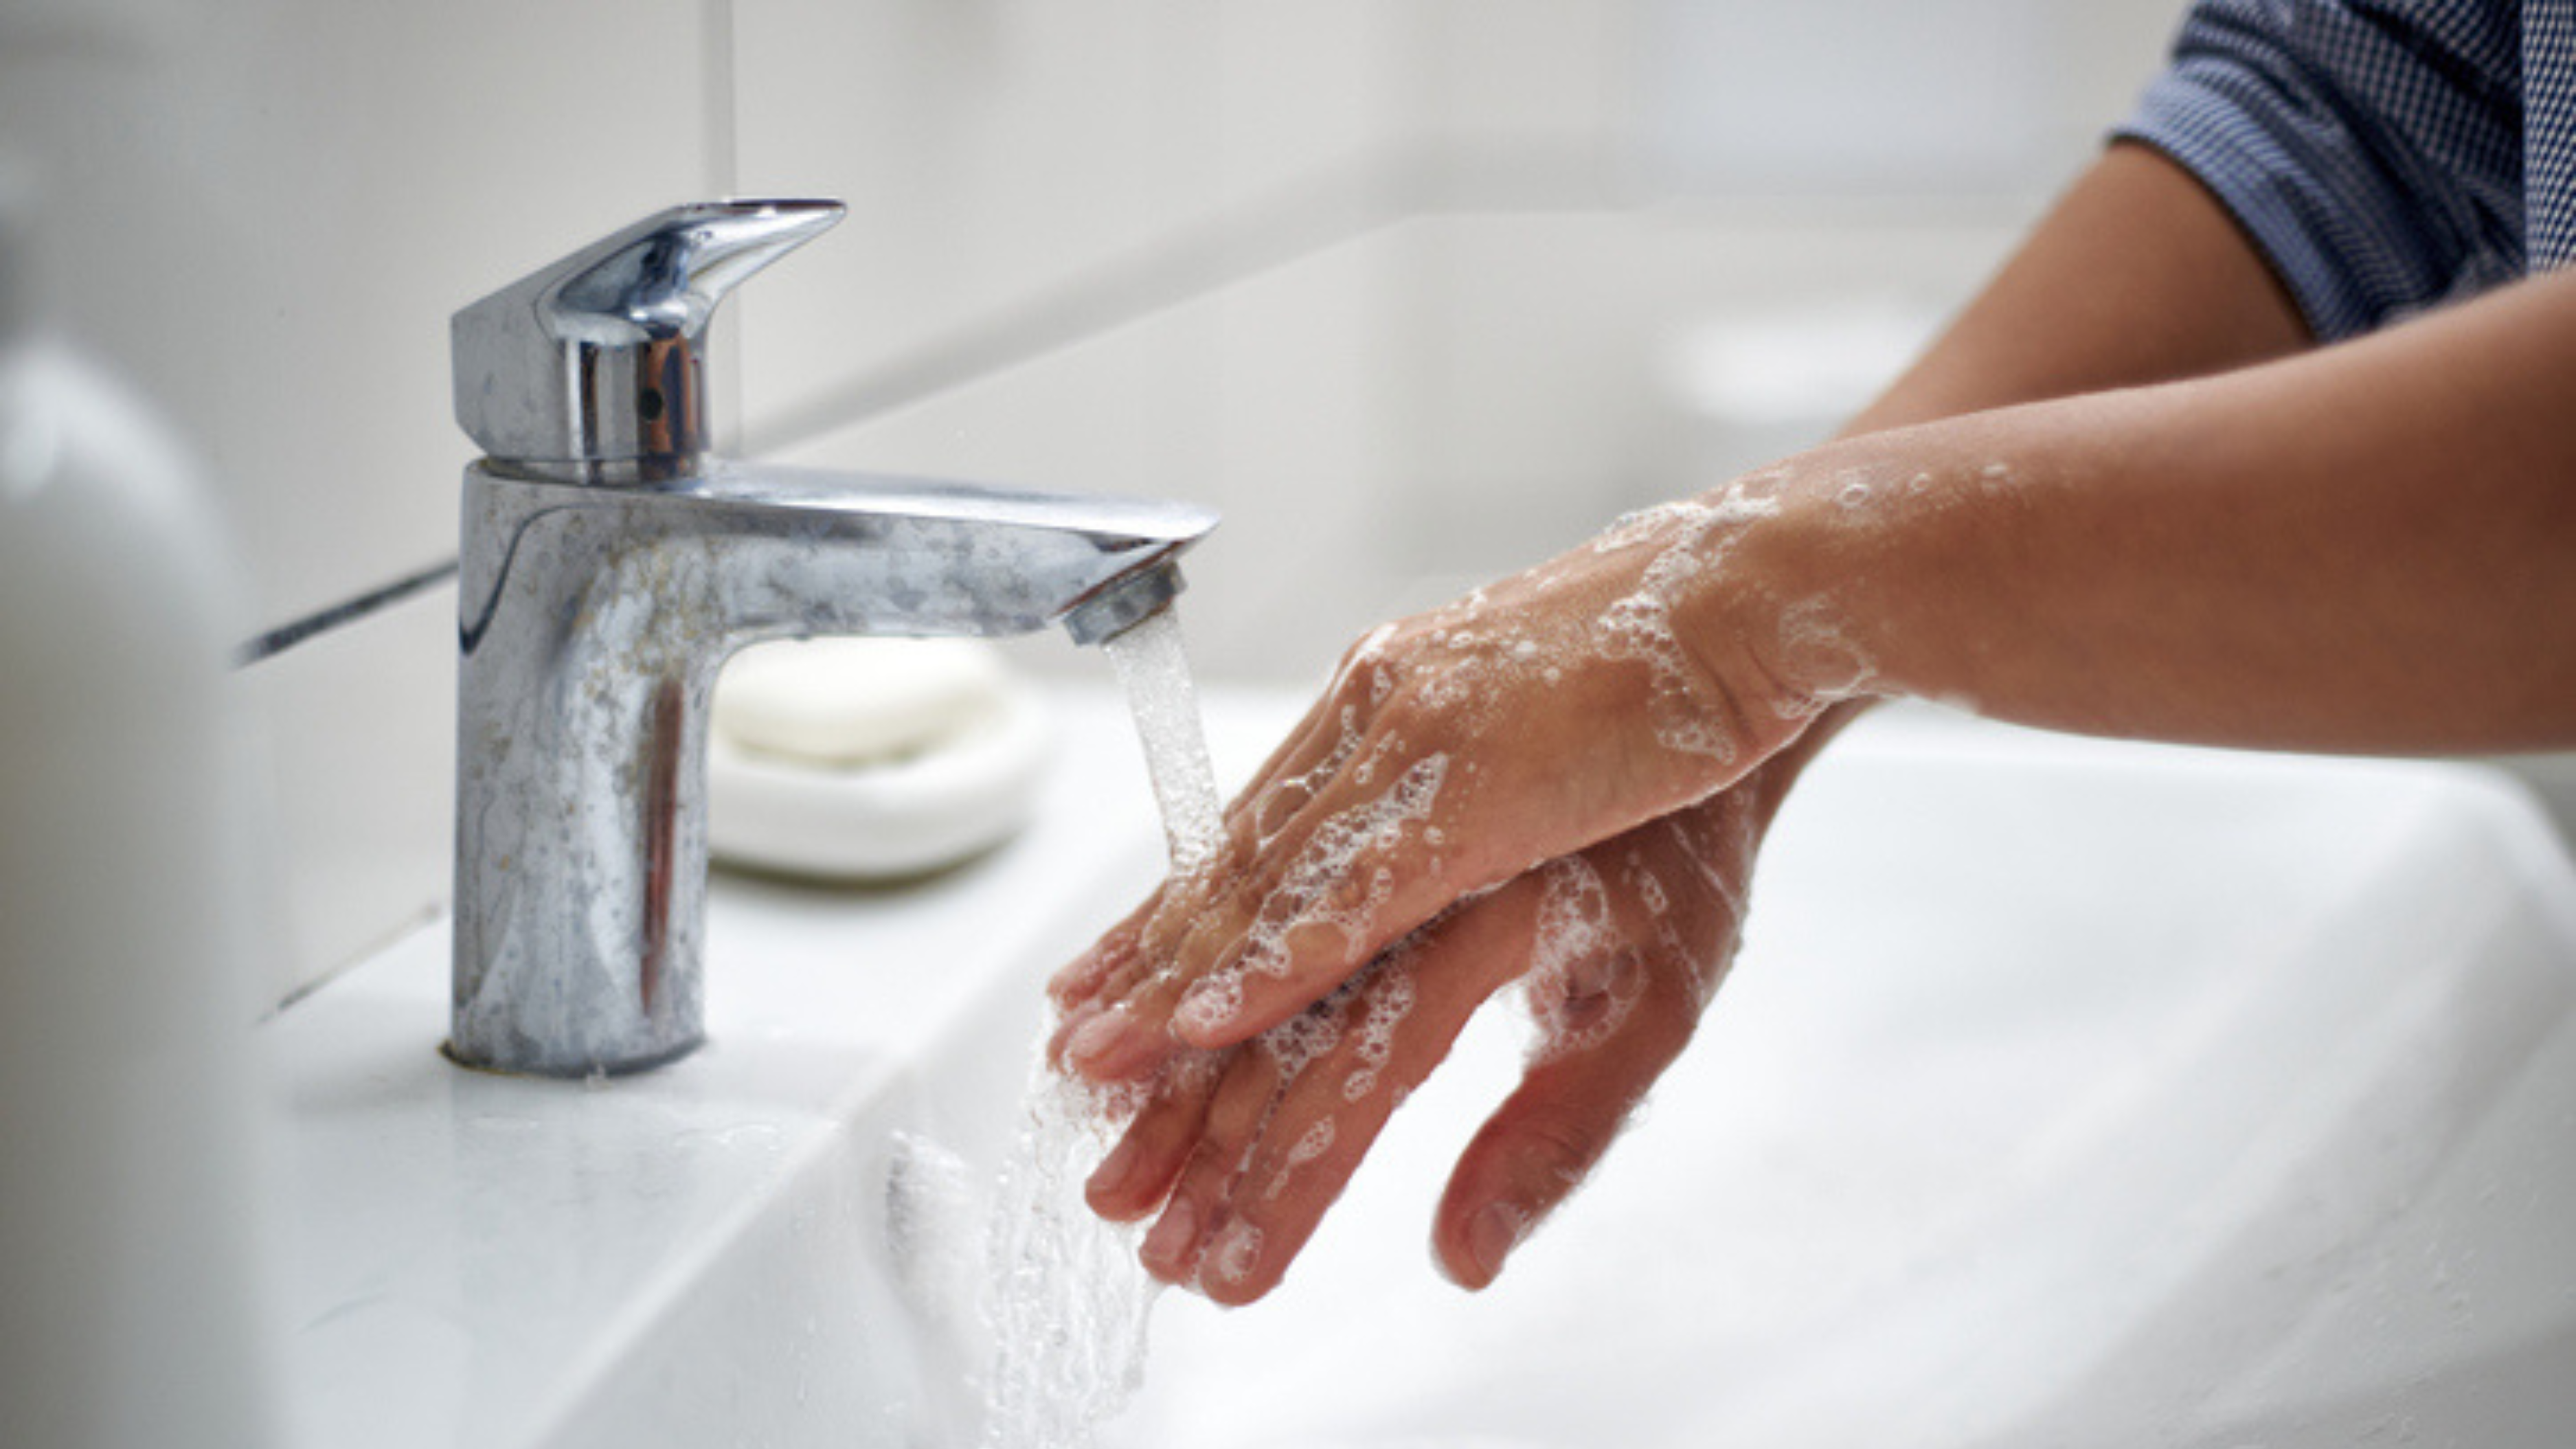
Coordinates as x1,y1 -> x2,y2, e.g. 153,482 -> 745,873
706,638 -> 1053,881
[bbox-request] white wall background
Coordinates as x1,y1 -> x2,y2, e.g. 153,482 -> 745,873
10,0 -> 2563,1004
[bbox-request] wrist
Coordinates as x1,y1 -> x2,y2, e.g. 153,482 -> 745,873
1679,460 -> 1894,721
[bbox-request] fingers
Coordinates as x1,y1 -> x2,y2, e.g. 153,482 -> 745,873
1050,800 -> 1287,1080
1084,1049 -> 1223,1222
1096,793 -> 1757,1303
1120,887 -> 1537,1305
1136,1041 -> 1288,1288
1052,671 -> 1380,1081
1149,675 -> 1440,1033
1427,809 -> 1752,1290
1076,721 -> 1803,1304
1048,897 -> 1175,1080
1166,756 -> 1466,1048
1431,944 -> 1706,1291
1047,897 -> 1149,1013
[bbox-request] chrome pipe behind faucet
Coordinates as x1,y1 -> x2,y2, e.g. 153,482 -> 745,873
447,200 -> 1217,1077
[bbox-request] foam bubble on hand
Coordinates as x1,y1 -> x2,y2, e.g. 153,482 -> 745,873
1262,1117 -> 1340,1203
1254,1002 -> 1344,1084
1521,857 -> 1647,1064
1774,596 -> 1878,706
1236,754 -> 1449,987
1287,1116 -> 1337,1169
1249,701 -> 1370,847
1585,475 -> 1794,760
1623,848 -> 1670,918
1204,1220 -> 1265,1290
1174,968 -> 1246,1040
1337,941 -> 1420,1103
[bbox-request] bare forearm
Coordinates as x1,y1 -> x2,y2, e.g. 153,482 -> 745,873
1756,145 -> 2312,757
1744,267 -> 2576,754
1843,142 -> 2308,438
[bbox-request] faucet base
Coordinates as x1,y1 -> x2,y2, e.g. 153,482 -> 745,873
439,1035 -> 706,1081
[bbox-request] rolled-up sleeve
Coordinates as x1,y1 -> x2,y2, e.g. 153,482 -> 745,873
2115,0 -> 2524,341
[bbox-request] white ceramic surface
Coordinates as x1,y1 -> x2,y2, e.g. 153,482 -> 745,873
276,692 -> 2576,1448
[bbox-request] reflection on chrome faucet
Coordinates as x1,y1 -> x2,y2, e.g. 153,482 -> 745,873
447,200 -> 1216,1077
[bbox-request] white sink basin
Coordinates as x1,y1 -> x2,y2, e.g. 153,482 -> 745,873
276,685 -> 1198,1449
1107,716 -> 2576,1448
277,693 -> 2576,1448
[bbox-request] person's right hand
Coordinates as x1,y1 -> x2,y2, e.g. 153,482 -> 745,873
1072,776 -> 1771,1304
1071,693 -> 1871,1304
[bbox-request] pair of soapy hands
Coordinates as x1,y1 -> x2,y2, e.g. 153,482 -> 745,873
1048,473 -> 1862,1303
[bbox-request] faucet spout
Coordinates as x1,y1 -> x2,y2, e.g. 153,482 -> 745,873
451,459 -> 1216,1076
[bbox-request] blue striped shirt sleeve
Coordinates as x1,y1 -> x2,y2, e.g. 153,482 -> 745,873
2114,0 -> 2525,342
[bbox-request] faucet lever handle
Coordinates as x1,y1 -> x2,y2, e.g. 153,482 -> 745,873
451,199 -> 844,474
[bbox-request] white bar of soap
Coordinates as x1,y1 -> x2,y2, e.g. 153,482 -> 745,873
708,638 -> 1052,879
715,636 -> 1013,765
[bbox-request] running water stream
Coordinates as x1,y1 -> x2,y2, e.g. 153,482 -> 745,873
979,603 -> 1224,1448
1100,605 -> 1225,875
978,1066 -> 1160,1449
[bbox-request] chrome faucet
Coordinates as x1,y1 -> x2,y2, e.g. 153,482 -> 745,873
447,199 -> 1216,1077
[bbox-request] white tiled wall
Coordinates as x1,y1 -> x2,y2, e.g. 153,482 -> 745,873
725,1 -> 1427,452
3,0 -> 731,628
3,0 -> 731,1000
20,0 -> 2564,1003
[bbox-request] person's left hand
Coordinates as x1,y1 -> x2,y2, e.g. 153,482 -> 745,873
1076,783 -> 1767,1304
